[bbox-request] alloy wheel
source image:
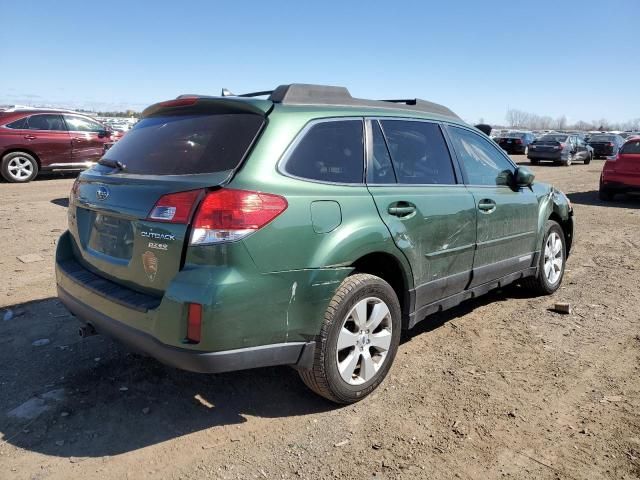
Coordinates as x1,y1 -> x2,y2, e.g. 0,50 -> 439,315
7,156 -> 34,181
336,297 -> 393,386
543,232 -> 563,285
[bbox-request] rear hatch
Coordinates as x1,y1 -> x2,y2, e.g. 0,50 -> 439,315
588,136 -> 616,155
531,138 -> 566,153
68,97 -> 271,296
615,139 -> 640,175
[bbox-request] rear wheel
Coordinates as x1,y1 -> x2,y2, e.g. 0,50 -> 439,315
530,158 -> 539,165
563,155 -> 572,166
584,153 -> 592,165
1,152 -> 39,183
299,273 -> 401,404
522,220 -> 566,295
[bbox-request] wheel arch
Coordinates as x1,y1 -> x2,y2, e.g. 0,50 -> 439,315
549,211 -> 573,257
351,251 -> 414,326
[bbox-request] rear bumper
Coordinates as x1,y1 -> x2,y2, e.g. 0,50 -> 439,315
527,151 -> 562,160
58,285 -> 315,373
500,144 -> 526,154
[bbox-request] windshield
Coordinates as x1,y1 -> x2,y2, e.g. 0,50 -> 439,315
102,113 -> 264,175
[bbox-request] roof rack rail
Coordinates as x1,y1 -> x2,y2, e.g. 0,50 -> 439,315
221,88 -> 273,98
267,84 -> 461,119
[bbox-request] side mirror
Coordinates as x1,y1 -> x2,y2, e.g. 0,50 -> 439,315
514,166 -> 535,187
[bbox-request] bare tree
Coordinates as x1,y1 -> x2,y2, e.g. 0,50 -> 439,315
505,109 -> 529,128
554,115 -> 567,130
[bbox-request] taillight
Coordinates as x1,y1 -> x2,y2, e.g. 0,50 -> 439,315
190,189 -> 288,245
608,142 -> 614,147
515,139 -> 522,144
186,303 -> 202,343
147,189 -> 203,223
554,143 -> 564,150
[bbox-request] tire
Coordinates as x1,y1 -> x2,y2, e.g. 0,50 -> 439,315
299,273 -> 401,404
584,153 -> 592,165
1,152 -> 39,183
599,188 -> 614,201
530,158 -> 539,165
564,154 -> 572,166
524,146 -> 529,156
521,220 -> 566,295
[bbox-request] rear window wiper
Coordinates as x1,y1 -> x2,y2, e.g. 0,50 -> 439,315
98,158 -> 126,171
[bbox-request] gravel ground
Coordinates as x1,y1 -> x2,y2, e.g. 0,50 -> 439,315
0,158 -> 639,480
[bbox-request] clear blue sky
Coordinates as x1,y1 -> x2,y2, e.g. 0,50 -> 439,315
1,0 -> 638,125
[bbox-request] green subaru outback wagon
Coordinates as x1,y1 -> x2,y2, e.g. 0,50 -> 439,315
56,84 -> 574,403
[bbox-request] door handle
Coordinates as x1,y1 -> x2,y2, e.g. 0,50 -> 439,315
23,135 -> 36,140
478,199 -> 496,213
73,137 -> 85,142
388,202 -> 416,217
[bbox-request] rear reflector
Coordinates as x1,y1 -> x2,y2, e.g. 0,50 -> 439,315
190,189 -> 288,245
187,303 -> 202,343
148,189 -> 203,223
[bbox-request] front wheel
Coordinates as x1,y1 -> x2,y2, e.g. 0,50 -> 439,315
299,273 -> 401,404
584,153 -> 592,165
522,220 -> 566,295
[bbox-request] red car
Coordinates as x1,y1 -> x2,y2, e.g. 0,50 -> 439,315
599,136 -> 640,200
0,108 -> 123,182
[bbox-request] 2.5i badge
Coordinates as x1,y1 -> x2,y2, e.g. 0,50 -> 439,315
142,251 -> 159,282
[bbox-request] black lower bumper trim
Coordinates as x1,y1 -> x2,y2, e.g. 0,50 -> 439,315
58,286 -> 314,374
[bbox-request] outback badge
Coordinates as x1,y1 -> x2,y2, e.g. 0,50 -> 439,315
142,251 -> 159,282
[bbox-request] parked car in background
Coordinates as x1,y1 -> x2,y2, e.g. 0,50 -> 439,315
599,136 -> 640,200
55,84 -> 574,403
587,133 -> 625,159
0,108 -> 123,182
528,134 -> 592,166
496,131 -> 536,154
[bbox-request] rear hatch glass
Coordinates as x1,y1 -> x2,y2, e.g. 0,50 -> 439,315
618,140 -> 640,173
69,112 -> 265,295
102,114 -> 264,175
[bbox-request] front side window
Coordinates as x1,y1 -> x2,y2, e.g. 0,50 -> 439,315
379,120 -> 456,185
447,126 -> 515,186
64,115 -> 104,132
25,114 -> 66,131
283,120 -> 364,183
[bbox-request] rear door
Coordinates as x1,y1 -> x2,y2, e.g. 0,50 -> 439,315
19,114 -> 72,166
69,109 -> 267,295
445,125 -> 539,287
365,118 -> 476,313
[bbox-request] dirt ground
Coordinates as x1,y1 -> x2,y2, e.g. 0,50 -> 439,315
0,158 -> 639,480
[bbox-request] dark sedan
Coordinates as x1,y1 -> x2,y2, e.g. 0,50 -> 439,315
528,134 -> 592,166
496,131 -> 536,154
588,134 -> 625,159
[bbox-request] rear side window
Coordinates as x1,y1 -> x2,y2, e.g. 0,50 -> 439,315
621,140 -> 640,154
283,120 -> 364,183
379,120 -> 456,185
103,114 -> 264,175
5,117 -> 29,129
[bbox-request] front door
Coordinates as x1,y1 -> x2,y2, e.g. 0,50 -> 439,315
445,125 -> 539,287
64,115 -> 110,163
365,119 -> 477,318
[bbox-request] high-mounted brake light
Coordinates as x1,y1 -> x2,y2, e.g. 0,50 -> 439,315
190,189 -> 288,245
147,189 -> 203,223
158,98 -> 199,108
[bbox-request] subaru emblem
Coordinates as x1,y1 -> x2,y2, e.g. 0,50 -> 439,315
96,186 -> 110,201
